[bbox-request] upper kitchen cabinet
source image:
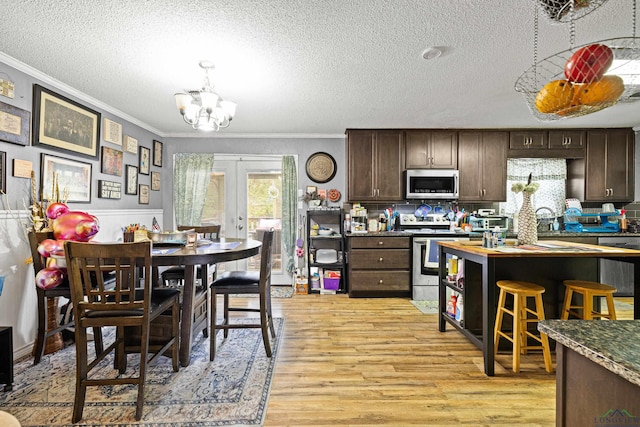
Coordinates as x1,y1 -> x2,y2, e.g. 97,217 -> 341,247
584,129 -> 634,202
405,131 -> 457,169
508,129 -> 585,158
346,130 -> 404,202
458,131 -> 508,202
509,130 -> 547,150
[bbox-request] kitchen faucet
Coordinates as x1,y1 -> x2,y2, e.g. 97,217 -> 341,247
535,206 -> 556,231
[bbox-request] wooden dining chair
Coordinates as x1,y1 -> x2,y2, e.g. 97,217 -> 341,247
64,240 -> 181,422
161,224 -> 221,338
28,231 -> 104,365
209,228 -> 275,361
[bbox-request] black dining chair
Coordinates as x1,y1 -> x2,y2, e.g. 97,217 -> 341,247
209,228 -> 275,361
64,240 -> 181,422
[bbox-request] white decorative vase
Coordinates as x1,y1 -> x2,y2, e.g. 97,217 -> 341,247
517,192 -> 538,245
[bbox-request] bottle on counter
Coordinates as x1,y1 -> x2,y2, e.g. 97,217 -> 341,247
344,214 -> 351,233
553,218 -> 560,231
455,295 -> 464,323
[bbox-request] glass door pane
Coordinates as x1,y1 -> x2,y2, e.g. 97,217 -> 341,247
201,156 -> 289,284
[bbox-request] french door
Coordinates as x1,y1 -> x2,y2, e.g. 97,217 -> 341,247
201,155 -> 290,284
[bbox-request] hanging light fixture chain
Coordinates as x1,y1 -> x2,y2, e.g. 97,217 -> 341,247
633,0 -> 637,39
569,1 -> 575,49
533,3 -> 539,88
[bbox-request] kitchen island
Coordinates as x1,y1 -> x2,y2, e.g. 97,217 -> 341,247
538,320 -> 640,426
437,240 -> 640,376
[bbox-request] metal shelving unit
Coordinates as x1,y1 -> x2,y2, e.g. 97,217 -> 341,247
306,208 -> 347,294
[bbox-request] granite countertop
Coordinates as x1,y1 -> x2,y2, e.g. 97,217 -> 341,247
538,320 -> 640,387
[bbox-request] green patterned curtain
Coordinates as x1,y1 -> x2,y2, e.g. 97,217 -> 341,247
281,156 -> 297,274
173,153 -> 215,226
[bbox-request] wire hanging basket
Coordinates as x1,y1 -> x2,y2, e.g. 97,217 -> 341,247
537,0 -> 610,23
515,37 -> 640,121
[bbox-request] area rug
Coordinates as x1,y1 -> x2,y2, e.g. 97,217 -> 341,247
0,318 -> 284,427
232,286 -> 294,299
410,300 -> 439,314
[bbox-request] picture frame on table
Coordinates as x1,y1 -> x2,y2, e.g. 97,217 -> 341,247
102,117 -> 122,146
124,135 -> 138,154
139,184 -> 150,204
0,151 -> 6,193
100,146 -> 123,176
153,140 -> 163,167
151,171 -> 161,191
40,153 -> 92,203
0,100 -> 30,146
139,146 -> 150,175
125,164 -> 138,195
32,84 -> 100,159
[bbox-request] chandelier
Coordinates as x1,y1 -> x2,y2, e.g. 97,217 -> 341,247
174,60 -> 237,131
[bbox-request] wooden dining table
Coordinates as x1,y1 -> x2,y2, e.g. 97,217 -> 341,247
151,238 -> 261,366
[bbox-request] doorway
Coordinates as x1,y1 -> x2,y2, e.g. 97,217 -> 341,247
201,155 -> 290,284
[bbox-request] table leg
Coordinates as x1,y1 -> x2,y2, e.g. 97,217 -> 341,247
634,259 -> 640,320
179,265 -> 196,367
482,258 -> 496,376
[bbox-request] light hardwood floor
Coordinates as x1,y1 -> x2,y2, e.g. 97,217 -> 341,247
212,292 -> 585,426
257,294 -> 635,426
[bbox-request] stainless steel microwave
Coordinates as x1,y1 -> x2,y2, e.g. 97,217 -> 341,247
405,169 -> 459,200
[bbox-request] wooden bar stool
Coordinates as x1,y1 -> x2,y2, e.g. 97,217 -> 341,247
561,280 -> 617,320
494,280 -> 553,373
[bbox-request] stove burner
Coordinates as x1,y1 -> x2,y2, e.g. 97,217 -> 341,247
399,213 -> 450,227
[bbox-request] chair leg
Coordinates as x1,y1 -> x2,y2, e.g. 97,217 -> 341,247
512,293 -> 522,373
72,326 -> 89,423
535,294 -> 553,373
266,292 -> 276,338
135,323 -> 150,421
493,288 -> 506,356
115,327 -> 127,373
583,291 -> 594,320
172,301 -> 180,372
259,294 -> 272,357
92,327 -> 104,356
210,290 -> 218,361
33,295 -> 48,365
223,294 -> 230,338
605,294 -> 617,320
561,288 -> 572,320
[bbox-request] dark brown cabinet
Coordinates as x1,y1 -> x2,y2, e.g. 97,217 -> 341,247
548,130 -> 585,150
405,131 -> 457,169
509,130 -> 547,150
458,131 -> 508,202
346,130 -> 404,202
584,129 -> 634,202
347,236 -> 411,297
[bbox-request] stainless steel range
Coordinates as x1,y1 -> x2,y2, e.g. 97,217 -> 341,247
399,213 -> 469,301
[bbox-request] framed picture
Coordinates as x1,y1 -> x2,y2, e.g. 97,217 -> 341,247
0,151 -> 5,193
0,100 -> 30,146
97,180 -> 121,199
151,171 -> 161,191
12,159 -> 32,178
305,185 -> 317,194
32,84 -> 100,159
103,117 -> 122,146
124,135 -> 138,154
100,146 -> 123,176
139,146 -> 150,175
125,164 -> 138,195
139,184 -> 150,204
153,140 -> 163,167
40,153 -> 92,203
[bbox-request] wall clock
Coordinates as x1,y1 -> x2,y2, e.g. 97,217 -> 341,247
306,152 -> 337,183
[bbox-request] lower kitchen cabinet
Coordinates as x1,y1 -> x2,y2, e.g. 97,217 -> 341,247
347,235 -> 411,297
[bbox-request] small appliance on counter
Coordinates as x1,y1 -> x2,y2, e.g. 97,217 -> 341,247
563,208 -> 620,233
469,210 -> 510,232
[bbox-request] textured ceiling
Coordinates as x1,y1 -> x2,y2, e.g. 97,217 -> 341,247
0,0 -> 638,137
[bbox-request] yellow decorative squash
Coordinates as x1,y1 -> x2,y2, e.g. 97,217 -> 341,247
575,75 -> 625,105
535,80 -> 574,113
